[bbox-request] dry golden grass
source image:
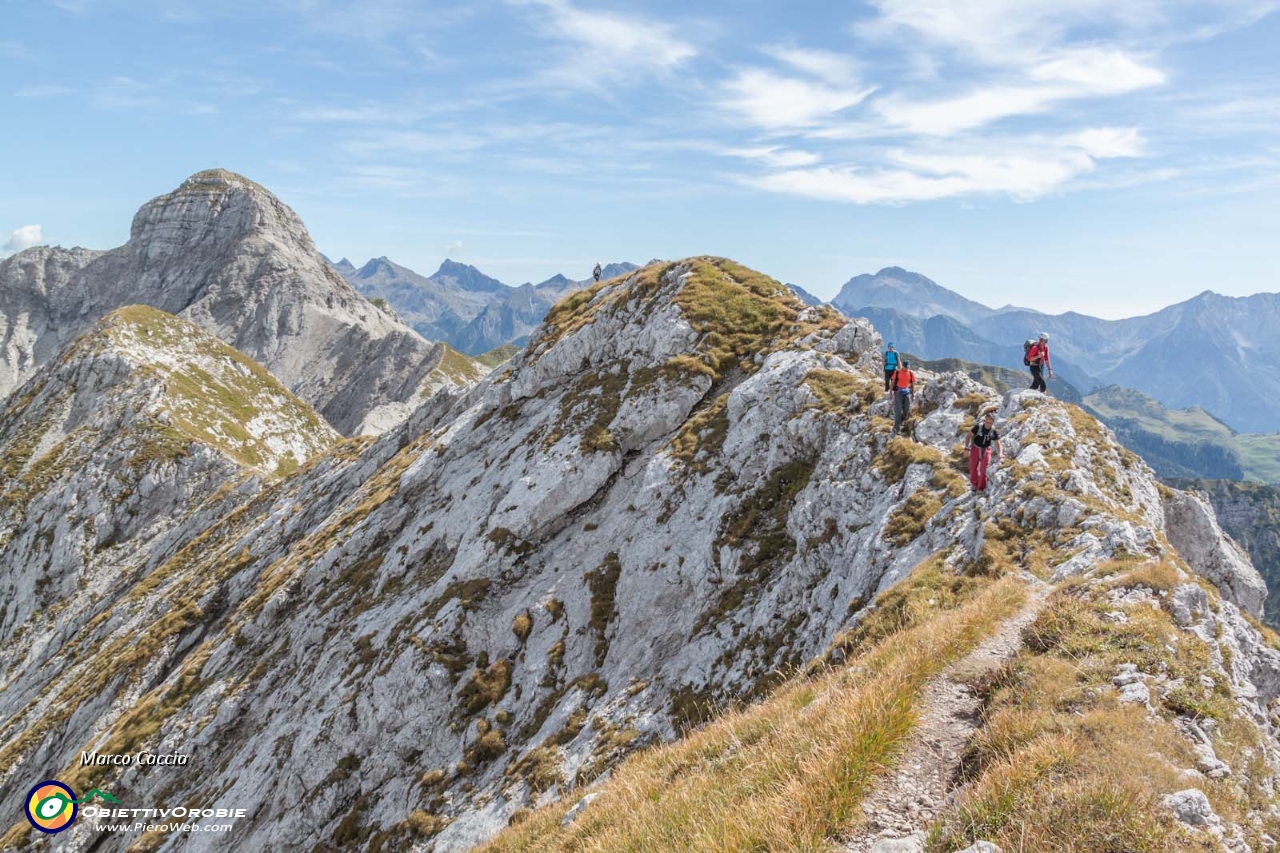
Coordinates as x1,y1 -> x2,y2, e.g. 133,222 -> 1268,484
927,560 -> 1266,852
478,564 -> 1026,853
804,368 -> 874,415
876,437 -> 946,485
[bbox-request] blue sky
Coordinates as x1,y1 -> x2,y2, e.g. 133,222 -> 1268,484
2,0 -> 1278,317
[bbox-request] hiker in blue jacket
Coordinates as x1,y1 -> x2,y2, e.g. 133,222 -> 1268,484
883,343 -> 900,392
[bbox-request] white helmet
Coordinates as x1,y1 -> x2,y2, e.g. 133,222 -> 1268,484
1038,332 -> 1050,341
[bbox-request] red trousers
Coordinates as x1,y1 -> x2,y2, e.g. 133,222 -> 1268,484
969,445 -> 991,491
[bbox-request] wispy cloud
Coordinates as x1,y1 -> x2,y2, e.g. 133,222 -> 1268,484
744,128 -> 1144,204
707,0 -> 1276,204
716,44 -> 875,131
719,68 -> 875,130
873,49 -> 1164,136
509,0 -> 697,91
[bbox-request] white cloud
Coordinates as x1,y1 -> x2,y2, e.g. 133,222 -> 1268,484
511,0 -> 696,90
743,128 -> 1143,204
871,47 -> 1164,136
720,69 -> 875,130
443,239 -> 464,254
859,0 -> 1162,65
1060,126 -> 1145,158
3,225 -> 45,254
717,45 -> 875,131
875,85 -> 1061,136
842,2 -> 1171,138
1031,47 -> 1165,93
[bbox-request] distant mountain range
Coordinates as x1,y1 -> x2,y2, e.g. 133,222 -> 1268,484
329,257 -> 638,355
830,267 -> 1280,434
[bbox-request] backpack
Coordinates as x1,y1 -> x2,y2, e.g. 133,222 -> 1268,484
1023,339 -> 1035,367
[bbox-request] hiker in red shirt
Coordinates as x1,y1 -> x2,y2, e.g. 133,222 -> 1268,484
964,411 -> 1003,491
889,359 -> 916,435
1026,333 -> 1052,394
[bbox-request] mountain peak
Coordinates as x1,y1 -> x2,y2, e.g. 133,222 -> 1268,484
130,167 -> 311,259
1,170 -> 451,436
358,256 -> 397,276
434,257 -> 474,275
536,272 -> 573,289
532,256 -> 852,377
178,167 -> 265,192
834,266 -> 995,326
432,258 -> 508,293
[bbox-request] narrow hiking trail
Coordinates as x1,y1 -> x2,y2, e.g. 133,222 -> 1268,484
843,575 -> 1050,853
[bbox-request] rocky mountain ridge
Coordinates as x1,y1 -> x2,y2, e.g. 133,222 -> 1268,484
0,169 -> 485,436
1,258 -> 1278,852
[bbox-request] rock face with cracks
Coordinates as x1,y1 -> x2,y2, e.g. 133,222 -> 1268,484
0,257 -> 1276,852
1163,487 -> 1268,617
0,169 -> 486,436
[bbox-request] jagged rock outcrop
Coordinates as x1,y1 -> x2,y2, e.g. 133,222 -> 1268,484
1170,478 -> 1280,626
1163,488 -> 1268,616
1,258 -> 1277,852
0,169 -> 486,436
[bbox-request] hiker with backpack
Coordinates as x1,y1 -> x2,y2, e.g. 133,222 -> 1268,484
889,359 -> 916,435
593,262 -> 603,283
1024,333 -> 1052,394
882,343 -> 900,392
964,410 -> 1003,491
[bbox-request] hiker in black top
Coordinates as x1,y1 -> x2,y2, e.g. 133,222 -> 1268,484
964,411 -> 1002,491
593,263 -> 603,283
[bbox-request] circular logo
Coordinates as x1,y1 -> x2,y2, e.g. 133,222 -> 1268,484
24,780 -> 78,834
